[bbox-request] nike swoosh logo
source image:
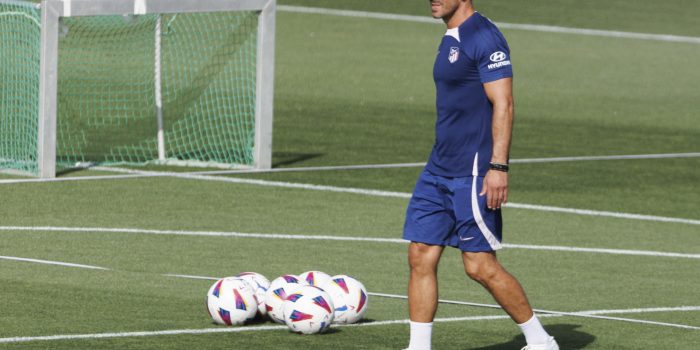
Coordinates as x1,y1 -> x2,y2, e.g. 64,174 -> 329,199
460,236 -> 475,241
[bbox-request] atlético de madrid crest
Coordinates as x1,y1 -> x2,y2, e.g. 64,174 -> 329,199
448,47 -> 460,63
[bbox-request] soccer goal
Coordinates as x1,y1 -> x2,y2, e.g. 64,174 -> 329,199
0,0 -> 275,178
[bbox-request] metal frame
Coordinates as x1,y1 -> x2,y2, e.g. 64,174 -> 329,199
154,14 -> 165,161
254,0 -> 275,169
0,0 -> 39,7
37,0 -> 276,178
38,0 -> 60,178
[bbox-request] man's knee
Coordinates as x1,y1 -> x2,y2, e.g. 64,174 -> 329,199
408,243 -> 443,274
465,263 -> 499,283
463,253 -> 502,283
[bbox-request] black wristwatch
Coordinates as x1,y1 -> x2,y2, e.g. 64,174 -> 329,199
489,162 -> 509,173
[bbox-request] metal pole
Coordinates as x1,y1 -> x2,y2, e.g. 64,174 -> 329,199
155,14 -> 166,161
37,0 -> 60,178
253,0 -> 275,169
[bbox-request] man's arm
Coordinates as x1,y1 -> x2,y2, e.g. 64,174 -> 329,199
479,77 -> 514,210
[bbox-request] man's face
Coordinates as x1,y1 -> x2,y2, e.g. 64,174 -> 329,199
429,0 -> 462,19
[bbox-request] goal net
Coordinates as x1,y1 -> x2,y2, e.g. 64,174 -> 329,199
0,0 -> 275,178
0,1 -> 41,175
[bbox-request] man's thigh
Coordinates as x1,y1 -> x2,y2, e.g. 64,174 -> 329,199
403,170 -> 455,246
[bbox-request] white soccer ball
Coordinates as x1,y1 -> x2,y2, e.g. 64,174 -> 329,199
236,272 -> 271,316
282,285 -> 334,334
299,270 -> 332,288
206,277 -> 258,326
264,274 -> 306,323
320,275 -> 369,324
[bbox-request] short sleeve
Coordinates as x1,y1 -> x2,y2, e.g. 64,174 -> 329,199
475,30 -> 513,84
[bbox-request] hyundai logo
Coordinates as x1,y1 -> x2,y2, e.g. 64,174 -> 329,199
489,51 -> 506,62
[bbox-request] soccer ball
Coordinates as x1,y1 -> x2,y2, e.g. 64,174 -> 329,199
264,274 -> 306,323
236,272 -> 270,316
299,270 -> 332,288
282,285 -> 334,334
320,275 -> 369,324
206,277 -> 258,326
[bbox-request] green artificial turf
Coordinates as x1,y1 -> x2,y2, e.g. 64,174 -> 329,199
2,1 -> 699,349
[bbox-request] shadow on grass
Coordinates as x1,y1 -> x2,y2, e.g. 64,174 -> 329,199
272,152 -> 324,167
469,324 -> 595,350
56,166 -> 91,177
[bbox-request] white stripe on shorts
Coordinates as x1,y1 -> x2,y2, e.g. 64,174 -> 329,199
471,153 -> 502,250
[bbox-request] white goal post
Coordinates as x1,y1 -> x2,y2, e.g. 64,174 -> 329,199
32,0 -> 276,178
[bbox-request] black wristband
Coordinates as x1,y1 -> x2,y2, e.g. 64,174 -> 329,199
489,162 -> 509,172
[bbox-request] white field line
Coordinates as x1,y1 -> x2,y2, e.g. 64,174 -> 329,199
188,162 -> 428,175
504,243 -> 700,259
1,305 -> 697,344
0,172 -> 152,184
343,310 -> 700,329
0,260 -> 696,345
0,316 -> 516,344
163,273 -> 218,281
2,162 -> 700,227
164,176 -> 700,226
367,292 -> 700,330
11,166 -> 700,227
581,306 -> 700,316
161,152 -> 700,175
370,292 -> 700,317
277,5 -> 700,45
0,255 -> 109,270
88,168 -> 700,227
2,226 -> 699,259
4,262 -> 695,324
510,152 -> 700,164
503,203 -> 700,226
0,325 -> 288,344
17,269 -> 696,320
3,152 -> 700,185
91,153 -> 699,177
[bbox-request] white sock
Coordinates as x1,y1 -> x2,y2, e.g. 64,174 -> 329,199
407,321 -> 432,350
518,315 -> 550,345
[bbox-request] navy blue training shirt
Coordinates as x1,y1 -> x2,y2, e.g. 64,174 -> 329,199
425,12 -> 513,177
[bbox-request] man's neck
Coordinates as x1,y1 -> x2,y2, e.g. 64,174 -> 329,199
444,7 -> 475,29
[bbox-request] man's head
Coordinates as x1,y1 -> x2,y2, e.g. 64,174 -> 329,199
429,0 -> 473,21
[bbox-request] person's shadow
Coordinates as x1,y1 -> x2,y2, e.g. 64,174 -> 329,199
469,324 -> 595,350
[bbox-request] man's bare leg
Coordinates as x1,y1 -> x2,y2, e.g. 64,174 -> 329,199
462,251 -> 553,347
406,242 -> 444,350
462,251 -> 533,322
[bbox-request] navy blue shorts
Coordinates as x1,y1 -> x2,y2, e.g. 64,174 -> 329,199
403,169 -> 503,252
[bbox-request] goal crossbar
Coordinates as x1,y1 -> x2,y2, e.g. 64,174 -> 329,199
54,0 -> 271,17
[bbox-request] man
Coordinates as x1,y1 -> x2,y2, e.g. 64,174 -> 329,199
403,1 -> 558,349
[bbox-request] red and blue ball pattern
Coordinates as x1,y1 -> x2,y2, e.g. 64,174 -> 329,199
218,308 -> 232,326
287,293 -> 304,302
273,288 -> 288,301
312,295 -> 332,314
234,289 -> 248,311
357,290 -> 367,313
333,278 -> 349,294
212,279 -> 223,298
288,310 -> 314,322
282,275 -> 299,284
